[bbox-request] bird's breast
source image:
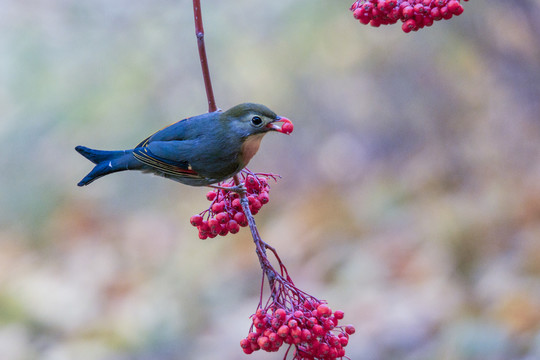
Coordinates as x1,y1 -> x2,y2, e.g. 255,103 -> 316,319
240,133 -> 265,167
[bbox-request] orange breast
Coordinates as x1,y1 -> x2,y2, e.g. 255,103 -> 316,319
240,133 -> 265,167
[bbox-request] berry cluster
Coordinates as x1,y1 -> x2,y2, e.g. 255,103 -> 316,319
241,300 -> 354,359
190,172 -> 278,239
350,0 -> 468,33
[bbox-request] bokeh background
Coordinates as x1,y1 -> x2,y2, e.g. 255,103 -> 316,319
2,0 -> 540,359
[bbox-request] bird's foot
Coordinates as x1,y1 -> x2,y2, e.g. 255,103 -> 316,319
209,183 -> 247,194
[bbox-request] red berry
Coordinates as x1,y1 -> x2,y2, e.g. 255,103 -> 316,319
240,338 -> 250,349
430,7 -> 441,19
253,317 -> 266,329
215,212 -> 229,224
288,319 -> 298,328
323,318 -> 335,331
208,218 -> 220,234
206,191 -> 217,201
277,325 -> 290,338
293,310 -> 304,319
345,324 -> 356,335
211,201 -> 225,213
312,324 -> 325,337
218,225 -> 228,236
447,0 -> 463,14
329,335 -> 340,347
334,310 -> 345,320
190,214 -> 203,227
271,317 -> 281,329
234,212 -> 248,226
339,336 -> 349,346
231,198 -> 242,210
247,332 -> 259,343
268,332 -> 278,343
317,304 -> 332,317
306,316 -> 318,328
258,192 -> 270,204
328,347 -> 338,358
318,344 -> 330,356
227,220 -> 240,234
301,329 -> 312,341
257,336 -> 270,350
281,121 -> 294,135
402,18 -> 416,32
402,5 -> 414,19
274,308 -> 287,321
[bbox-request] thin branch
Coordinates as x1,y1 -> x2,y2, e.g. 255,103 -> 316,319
192,0 -> 217,113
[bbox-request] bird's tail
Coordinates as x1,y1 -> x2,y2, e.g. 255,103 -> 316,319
75,146 -> 136,186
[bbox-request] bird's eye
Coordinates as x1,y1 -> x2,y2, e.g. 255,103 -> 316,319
251,116 -> 263,127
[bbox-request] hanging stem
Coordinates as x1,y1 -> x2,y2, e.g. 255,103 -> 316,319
192,0 -> 217,113
192,1 -> 284,290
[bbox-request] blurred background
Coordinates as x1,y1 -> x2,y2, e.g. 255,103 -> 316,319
1,0 -> 540,359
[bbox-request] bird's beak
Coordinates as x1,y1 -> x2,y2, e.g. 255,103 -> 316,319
266,117 -> 294,135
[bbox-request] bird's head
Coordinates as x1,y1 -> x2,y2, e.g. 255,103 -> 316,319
222,103 -> 293,138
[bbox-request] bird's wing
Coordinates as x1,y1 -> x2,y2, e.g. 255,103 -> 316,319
133,140 -> 200,178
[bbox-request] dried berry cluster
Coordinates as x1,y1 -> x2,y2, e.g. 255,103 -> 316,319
189,172 -> 278,239
241,300 -> 355,359
351,0 -> 468,33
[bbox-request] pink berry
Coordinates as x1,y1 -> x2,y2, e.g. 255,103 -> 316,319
211,201 -> 224,213
402,5 -> 414,19
257,336 -> 270,350
227,220 -> 240,234
301,329 -> 312,341
190,214 -> 203,227
288,319 -> 298,328
215,212 -> 229,224
281,121 -> 294,135
447,0 -> 463,14
312,324 -> 324,337
208,218 -> 220,234
277,325 -> 289,338
247,332 -> 258,343
274,308 -> 287,320
233,212 -> 248,226
240,338 -> 250,349
317,304 -> 332,317
258,192 -> 270,204
402,18 -> 416,32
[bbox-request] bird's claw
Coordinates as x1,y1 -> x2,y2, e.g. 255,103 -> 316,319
209,183 -> 247,194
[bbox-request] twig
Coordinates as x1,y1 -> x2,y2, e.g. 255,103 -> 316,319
192,0 -> 217,113
193,0 -> 282,294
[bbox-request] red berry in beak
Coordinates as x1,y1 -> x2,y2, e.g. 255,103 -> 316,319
267,117 -> 294,134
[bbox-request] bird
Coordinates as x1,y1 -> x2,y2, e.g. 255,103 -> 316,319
75,103 -> 293,187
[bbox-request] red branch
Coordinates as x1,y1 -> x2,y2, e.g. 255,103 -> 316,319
192,0 -> 217,113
